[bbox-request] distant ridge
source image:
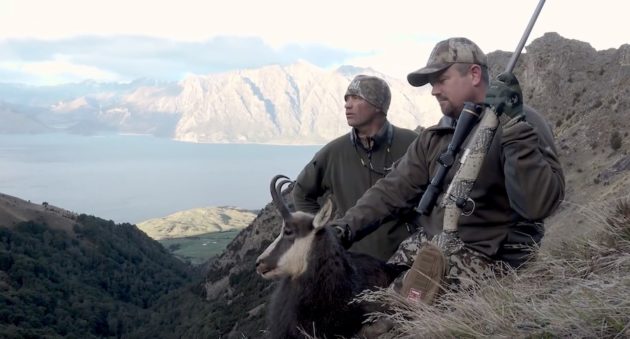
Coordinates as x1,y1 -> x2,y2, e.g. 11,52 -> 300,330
136,206 -> 257,240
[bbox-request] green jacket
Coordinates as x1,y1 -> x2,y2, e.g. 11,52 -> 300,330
339,106 -> 565,263
292,121 -> 418,261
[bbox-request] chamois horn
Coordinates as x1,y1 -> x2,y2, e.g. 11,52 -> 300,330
270,174 -> 292,220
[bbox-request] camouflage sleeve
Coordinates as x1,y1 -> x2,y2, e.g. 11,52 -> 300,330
501,107 -> 565,220
340,136 -> 429,242
292,151 -> 326,214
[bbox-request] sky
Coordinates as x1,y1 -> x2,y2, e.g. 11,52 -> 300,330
0,0 -> 628,85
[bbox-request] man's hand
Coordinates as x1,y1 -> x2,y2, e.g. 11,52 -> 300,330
485,72 -> 523,119
331,222 -> 353,249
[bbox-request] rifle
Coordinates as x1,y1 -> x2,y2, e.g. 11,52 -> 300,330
396,1 -> 548,306
439,0 -> 546,238
403,0 -> 546,305
416,0 -> 546,223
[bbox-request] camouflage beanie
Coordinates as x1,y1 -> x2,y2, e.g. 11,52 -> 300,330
344,75 -> 391,114
407,37 -> 487,87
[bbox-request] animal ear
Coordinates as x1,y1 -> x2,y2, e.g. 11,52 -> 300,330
313,196 -> 335,228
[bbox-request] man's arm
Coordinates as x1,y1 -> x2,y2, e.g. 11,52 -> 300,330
292,152 -> 326,214
486,74 -> 565,221
338,136 -> 430,242
501,107 -> 565,220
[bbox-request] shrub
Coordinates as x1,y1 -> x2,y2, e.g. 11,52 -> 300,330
610,130 -> 622,150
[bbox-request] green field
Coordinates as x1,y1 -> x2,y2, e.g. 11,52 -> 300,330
158,230 -> 240,265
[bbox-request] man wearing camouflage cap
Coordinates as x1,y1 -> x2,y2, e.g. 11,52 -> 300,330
292,74 -> 418,261
332,38 -> 565,302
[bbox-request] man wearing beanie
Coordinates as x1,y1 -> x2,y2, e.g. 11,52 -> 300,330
292,74 -> 418,261
331,38 -> 565,305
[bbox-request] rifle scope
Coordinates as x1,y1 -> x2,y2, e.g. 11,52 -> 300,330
415,102 -> 482,216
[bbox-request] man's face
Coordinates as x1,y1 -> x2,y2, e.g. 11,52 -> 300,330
429,64 -> 475,119
344,95 -> 380,128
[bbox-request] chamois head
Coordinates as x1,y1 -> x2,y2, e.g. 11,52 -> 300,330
255,174 -> 334,280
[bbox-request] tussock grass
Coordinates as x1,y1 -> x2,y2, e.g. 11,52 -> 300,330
361,199 -> 630,338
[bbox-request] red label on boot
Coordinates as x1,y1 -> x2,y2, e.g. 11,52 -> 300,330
407,288 -> 423,303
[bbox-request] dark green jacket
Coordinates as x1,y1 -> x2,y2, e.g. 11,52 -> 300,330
292,121 -> 418,261
339,106 -> 565,263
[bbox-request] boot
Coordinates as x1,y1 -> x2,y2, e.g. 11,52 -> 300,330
398,243 -> 447,304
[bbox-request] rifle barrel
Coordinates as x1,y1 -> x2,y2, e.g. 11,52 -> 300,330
505,0 -> 546,73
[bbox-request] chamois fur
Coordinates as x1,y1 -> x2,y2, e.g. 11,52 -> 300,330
256,175 -> 403,339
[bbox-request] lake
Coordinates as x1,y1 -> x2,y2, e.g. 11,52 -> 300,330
0,134 -> 321,223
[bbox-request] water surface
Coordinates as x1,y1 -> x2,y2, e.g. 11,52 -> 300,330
0,134 -> 321,223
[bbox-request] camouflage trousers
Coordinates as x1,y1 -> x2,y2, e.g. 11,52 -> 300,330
387,229 -> 507,292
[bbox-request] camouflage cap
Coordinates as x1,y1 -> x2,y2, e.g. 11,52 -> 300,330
407,37 -> 487,87
344,75 -> 391,114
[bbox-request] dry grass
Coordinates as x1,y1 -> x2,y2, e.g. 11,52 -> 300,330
359,199 -> 630,338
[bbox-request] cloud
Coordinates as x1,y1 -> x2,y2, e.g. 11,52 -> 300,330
0,36 -> 364,85
1,58 -> 121,85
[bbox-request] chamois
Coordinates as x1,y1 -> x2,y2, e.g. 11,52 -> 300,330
255,175 -> 402,339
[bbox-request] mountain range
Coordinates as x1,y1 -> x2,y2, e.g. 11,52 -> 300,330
0,62 -> 441,144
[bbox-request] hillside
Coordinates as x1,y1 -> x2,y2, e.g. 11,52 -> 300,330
136,206 -> 257,240
488,32 -> 630,241
0,193 -> 77,232
134,202 -> 281,338
362,199 -> 630,337
0,194 -> 193,338
158,230 -> 242,265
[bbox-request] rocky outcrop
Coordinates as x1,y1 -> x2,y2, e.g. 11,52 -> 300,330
489,33 -> 630,237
